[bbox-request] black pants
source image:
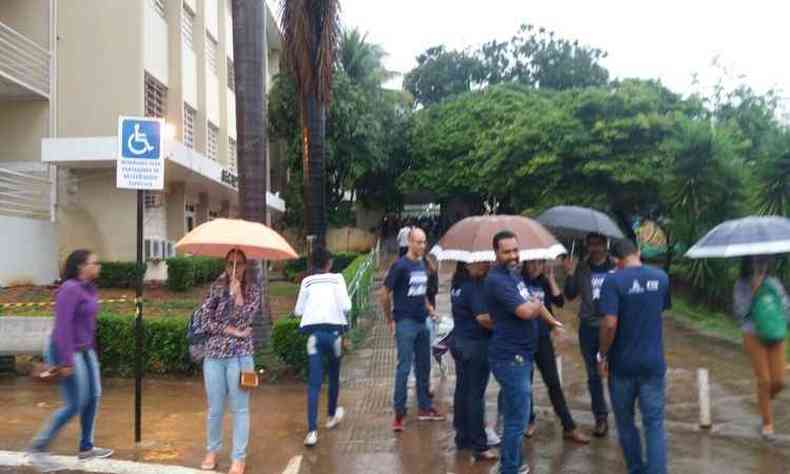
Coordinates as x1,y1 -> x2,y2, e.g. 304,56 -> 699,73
451,336 -> 490,452
530,329 -> 576,431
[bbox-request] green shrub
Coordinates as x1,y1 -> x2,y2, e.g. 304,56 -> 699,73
193,257 -> 225,285
96,262 -> 146,289
96,313 -> 195,376
283,252 -> 361,282
166,256 -> 224,292
271,316 -> 309,375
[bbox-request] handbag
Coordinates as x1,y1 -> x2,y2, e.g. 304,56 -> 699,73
240,370 -> 259,390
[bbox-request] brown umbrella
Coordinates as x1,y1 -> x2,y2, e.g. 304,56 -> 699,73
430,215 -> 567,263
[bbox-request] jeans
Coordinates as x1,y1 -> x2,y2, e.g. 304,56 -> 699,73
204,355 -> 253,461
32,349 -> 101,452
529,330 -> 576,431
307,330 -> 342,431
451,336 -> 490,452
609,374 -> 667,474
579,323 -> 608,420
491,356 -> 532,474
393,319 -> 432,416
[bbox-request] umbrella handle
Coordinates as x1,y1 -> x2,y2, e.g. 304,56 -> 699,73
570,240 -> 576,257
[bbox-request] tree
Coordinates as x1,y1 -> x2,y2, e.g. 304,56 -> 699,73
403,45 -> 484,107
231,0 -> 271,347
279,0 -> 341,251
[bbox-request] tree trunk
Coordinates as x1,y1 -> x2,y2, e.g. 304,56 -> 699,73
305,93 -> 328,252
231,0 -> 271,349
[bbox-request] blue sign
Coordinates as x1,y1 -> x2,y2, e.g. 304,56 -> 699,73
120,117 -> 162,160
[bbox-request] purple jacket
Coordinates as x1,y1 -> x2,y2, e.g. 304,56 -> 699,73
53,279 -> 99,366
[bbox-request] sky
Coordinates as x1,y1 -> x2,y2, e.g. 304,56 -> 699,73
326,0 -> 789,108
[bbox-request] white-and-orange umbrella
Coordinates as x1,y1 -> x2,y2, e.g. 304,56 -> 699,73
175,218 -> 298,261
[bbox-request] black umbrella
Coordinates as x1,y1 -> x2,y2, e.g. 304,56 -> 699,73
537,206 -> 626,242
685,216 -> 790,258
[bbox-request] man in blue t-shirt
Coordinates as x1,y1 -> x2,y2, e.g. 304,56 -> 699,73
484,230 -> 558,474
381,227 -> 445,432
597,239 -> 671,474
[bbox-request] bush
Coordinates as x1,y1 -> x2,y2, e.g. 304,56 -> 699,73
165,256 -> 224,292
96,313 -> 195,376
271,316 -> 309,375
96,262 -> 146,289
283,252 -> 361,282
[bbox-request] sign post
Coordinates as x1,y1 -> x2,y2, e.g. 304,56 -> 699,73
117,116 -> 164,443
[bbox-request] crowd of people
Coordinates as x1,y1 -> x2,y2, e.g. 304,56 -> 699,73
25,224 -> 789,473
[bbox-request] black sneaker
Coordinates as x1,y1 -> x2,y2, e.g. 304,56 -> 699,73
78,447 -> 114,460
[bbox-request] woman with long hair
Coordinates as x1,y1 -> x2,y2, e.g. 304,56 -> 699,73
450,261 -> 498,461
734,255 -> 790,438
29,249 -> 113,471
198,249 -> 260,474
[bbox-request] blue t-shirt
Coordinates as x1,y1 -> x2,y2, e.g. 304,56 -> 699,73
485,265 -> 537,362
384,257 -> 429,322
451,279 -> 490,340
524,275 -> 564,339
598,265 -> 671,378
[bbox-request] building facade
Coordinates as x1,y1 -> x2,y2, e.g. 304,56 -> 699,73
0,0 -> 286,285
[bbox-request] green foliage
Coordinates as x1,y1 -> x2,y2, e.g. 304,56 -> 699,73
165,256 -> 224,292
96,262 -> 146,289
283,252 -> 361,282
270,316 -> 309,376
96,313 -> 194,376
403,45 -> 484,107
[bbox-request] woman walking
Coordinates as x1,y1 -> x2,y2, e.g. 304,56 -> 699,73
450,262 -> 498,461
522,260 -> 590,444
295,247 -> 352,447
198,249 -> 259,474
734,255 -> 790,438
29,249 -> 113,471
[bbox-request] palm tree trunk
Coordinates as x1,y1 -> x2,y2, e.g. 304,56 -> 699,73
305,94 -> 328,250
231,0 -> 271,349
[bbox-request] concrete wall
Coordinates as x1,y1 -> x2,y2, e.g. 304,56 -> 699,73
144,0 -> 169,85
0,215 -> 58,286
0,0 -> 50,49
0,101 -> 49,163
57,0 -> 144,137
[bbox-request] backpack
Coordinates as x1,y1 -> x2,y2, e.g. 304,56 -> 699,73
187,308 -> 209,363
752,282 -> 788,344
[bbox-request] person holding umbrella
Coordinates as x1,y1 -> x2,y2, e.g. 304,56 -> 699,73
562,232 -> 616,437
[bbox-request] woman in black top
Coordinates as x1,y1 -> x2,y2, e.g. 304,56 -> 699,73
522,259 -> 590,444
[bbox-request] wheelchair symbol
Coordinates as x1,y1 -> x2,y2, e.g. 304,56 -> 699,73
127,123 -> 155,156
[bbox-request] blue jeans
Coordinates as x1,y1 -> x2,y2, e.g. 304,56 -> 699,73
491,356 -> 532,474
579,323 -> 609,420
32,349 -> 101,452
393,318 -> 432,416
307,330 -> 342,431
450,336 -> 490,452
609,374 -> 667,474
203,355 -> 253,461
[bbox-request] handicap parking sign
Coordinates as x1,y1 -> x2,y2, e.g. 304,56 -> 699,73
117,116 -> 165,190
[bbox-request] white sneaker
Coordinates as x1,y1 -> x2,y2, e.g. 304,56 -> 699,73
486,427 -> 501,447
28,451 -> 63,472
326,406 -> 345,429
304,431 -> 318,447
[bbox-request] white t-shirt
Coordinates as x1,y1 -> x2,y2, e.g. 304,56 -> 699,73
397,226 -> 412,247
295,273 -> 352,328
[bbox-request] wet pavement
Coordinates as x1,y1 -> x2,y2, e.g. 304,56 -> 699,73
2,267 -> 790,473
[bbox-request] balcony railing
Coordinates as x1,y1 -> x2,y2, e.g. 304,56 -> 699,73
0,21 -> 51,98
0,164 -> 54,221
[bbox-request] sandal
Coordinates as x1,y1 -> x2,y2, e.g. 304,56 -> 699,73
228,461 -> 245,474
200,453 -> 217,471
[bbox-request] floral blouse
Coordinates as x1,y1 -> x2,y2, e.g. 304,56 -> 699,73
197,274 -> 261,359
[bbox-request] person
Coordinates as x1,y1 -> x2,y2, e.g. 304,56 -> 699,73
733,255 -> 790,438
381,227 -> 445,432
295,247 -> 352,447
562,232 -> 616,437
597,239 -> 670,474
521,260 -> 590,444
424,253 -> 440,397
197,249 -> 260,474
485,230 -> 559,474
29,250 -> 113,471
397,222 -> 412,257
450,261 -> 498,461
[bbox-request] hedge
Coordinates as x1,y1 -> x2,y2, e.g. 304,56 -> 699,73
283,252 -> 361,282
96,262 -> 146,289
96,313 -> 195,376
165,256 -> 225,292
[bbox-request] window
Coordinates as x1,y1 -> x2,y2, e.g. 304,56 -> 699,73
181,5 -> 195,51
144,191 -> 163,208
227,58 -> 235,91
228,138 -> 237,174
206,34 -> 218,75
151,0 -> 166,19
183,104 -> 196,149
207,123 -> 219,161
144,73 -> 167,118
209,210 -> 219,220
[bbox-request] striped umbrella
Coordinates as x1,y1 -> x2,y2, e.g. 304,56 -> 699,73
685,216 -> 790,258
430,215 -> 567,263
